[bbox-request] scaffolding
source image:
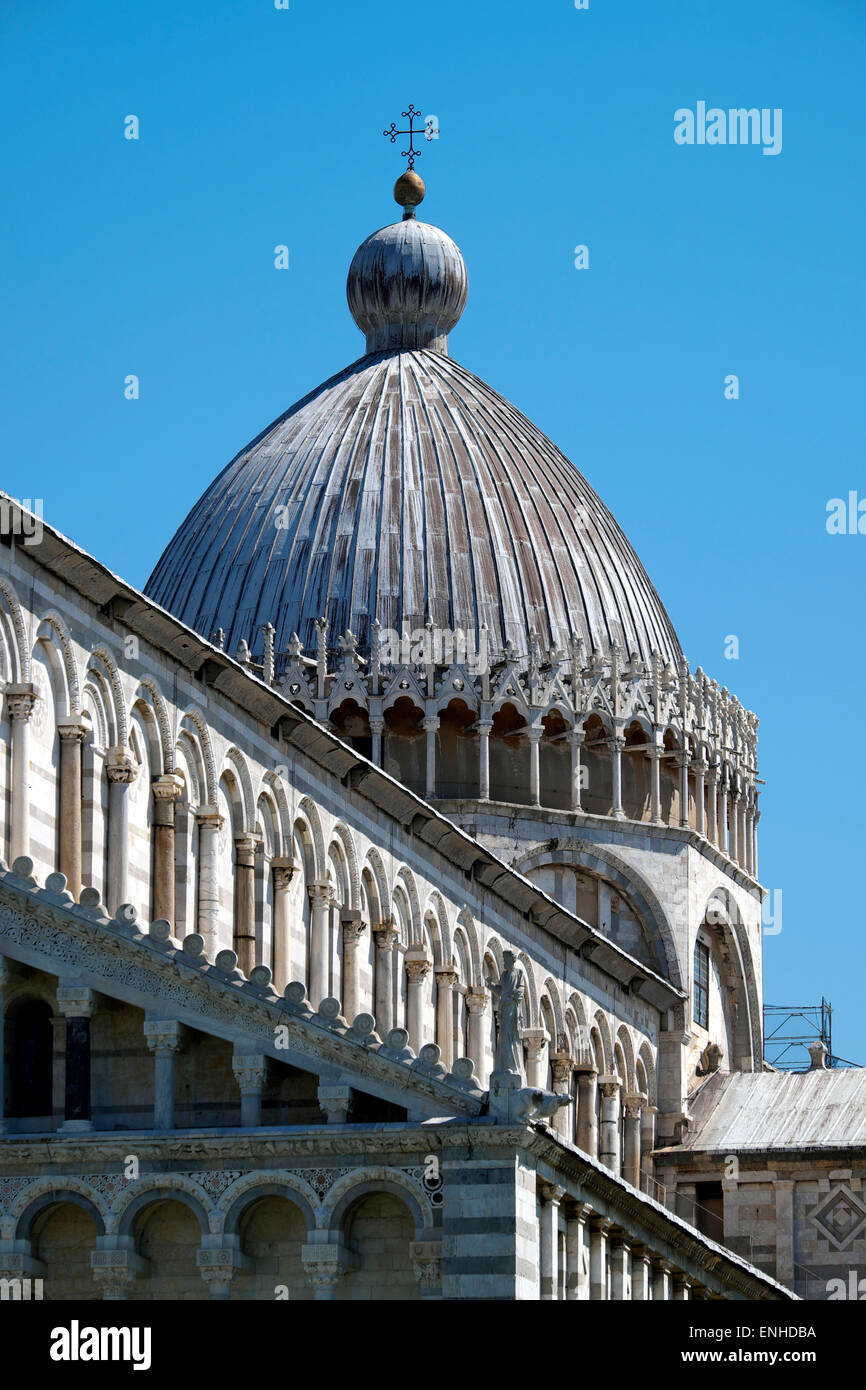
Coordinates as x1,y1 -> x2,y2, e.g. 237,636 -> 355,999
763,1000 -> 859,1070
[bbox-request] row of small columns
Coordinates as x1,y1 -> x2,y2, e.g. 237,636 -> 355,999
538,1186 -> 707,1300
1,1232 -> 442,1301
366,704 -> 759,874
0,974 -> 405,1135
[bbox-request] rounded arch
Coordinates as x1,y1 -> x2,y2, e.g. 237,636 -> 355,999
219,1173 -> 317,1237
35,612 -> 80,715
514,840 -> 682,990
395,865 -> 422,944
539,977 -> 566,1051
330,823 -> 360,910
422,890 -> 452,969
592,1010 -> 614,1072
699,886 -> 761,1070
88,647 -> 128,748
637,1041 -> 657,1105
297,796 -> 326,880
616,1025 -> 637,1091
136,677 -> 174,775
362,848 -> 391,925
12,1181 -> 109,1241
0,575 -> 30,682
222,748 -> 256,834
115,1178 -> 214,1238
321,1168 -> 432,1237
262,769 -> 294,852
180,707 -> 217,804
455,909 -> 482,985
175,727 -> 205,807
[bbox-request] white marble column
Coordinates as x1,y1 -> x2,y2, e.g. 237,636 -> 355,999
232,1050 -> 266,1127
308,881 -> 333,1008
610,734 -> 626,819
589,1216 -> 610,1300
369,716 -> 384,767
477,720 -> 493,801
678,750 -> 691,827
105,747 -> 137,916
693,758 -> 707,838
564,1201 -> 589,1301
405,951 -> 431,1053
464,987 -> 489,1080
539,1183 -> 564,1300
631,1243 -> 652,1299
6,686 -> 36,863
373,919 -> 399,1034
707,763 -> 719,846
270,859 -> 294,991
569,728 -> 585,812
649,738 -> 663,824
423,716 -> 439,798
57,718 -> 88,899
196,808 -> 223,953
523,1029 -> 548,1088
652,1256 -> 671,1301
340,911 -> 367,1022
527,725 -> 542,808
550,1054 -> 574,1139
609,1231 -> 632,1300
598,1076 -> 622,1172
435,967 -> 458,1069
623,1093 -> 643,1187
144,1019 -> 182,1130
575,1065 -> 598,1157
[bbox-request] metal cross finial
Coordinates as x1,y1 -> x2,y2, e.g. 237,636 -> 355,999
383,104 -> 436,170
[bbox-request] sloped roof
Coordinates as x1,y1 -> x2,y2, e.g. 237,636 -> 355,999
675,1069 -> 866,1152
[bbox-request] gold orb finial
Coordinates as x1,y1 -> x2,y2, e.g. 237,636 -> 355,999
394,169 -> 425,220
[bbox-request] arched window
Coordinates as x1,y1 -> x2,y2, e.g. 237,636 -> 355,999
693,939 -> 710,1030
7,998 -> 54,1119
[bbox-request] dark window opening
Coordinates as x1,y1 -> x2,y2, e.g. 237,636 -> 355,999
6,999 -> 54,1118
693,940 -> 710,1030
694,1180 -> 724,1242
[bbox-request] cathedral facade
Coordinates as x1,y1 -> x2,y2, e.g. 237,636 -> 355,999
0,168 -> 859,1301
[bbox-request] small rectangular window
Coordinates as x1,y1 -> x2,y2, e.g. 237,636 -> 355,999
694,940 -> 710,1029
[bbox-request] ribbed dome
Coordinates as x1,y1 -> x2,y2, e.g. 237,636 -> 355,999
145,348 -> 681,667
347,219 -> 468,354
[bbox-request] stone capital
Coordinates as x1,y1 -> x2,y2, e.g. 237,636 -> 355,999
106,746 -> 138,784
270,857 -> 297,892
57,717 -> 89,743
233,833 -> 259,866
56,983 -> 94,1018
231,1052 -> 266,1094
144,1019 -> 183,1055
464,987 -> 489,1014
624,1091 -> 647,1119
410,1240 -> 442,1295
405,954 -> 432,985
5,684 -> 37,721
373,919 -> 399,950
522,1027 -> 549,1059
550,1053 -> 574,1087
340,912 -> 367,945
308,880 -> 333,908
598,1074 -> 622,1100
151,773 -> 184,802
434,966 -> 458,990
538,1181 -> 565,1206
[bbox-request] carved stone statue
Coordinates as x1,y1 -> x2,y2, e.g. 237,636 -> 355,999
493,950 -> 526,1079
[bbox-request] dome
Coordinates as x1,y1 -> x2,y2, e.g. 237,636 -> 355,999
146,187 -> 681,669
145,351 -> 681,667
347,219 -> 468,354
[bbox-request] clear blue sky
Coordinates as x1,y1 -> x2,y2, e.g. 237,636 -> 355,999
2,1 -> 864,1060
